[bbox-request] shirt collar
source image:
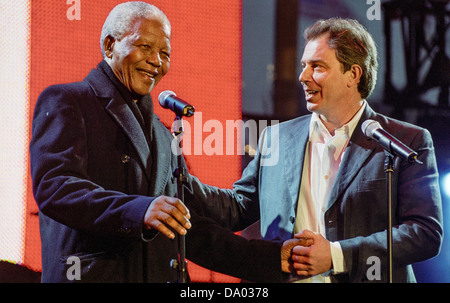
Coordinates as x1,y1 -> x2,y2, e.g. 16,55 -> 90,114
309,100 -> 367,142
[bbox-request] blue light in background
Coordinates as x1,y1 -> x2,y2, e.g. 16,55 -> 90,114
442,172 -> 450,198
413,172 -> 450,283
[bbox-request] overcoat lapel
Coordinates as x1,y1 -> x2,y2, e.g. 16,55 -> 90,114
105,97 -> 153,180
148,117 -> 173,196
85,68 -> 152,181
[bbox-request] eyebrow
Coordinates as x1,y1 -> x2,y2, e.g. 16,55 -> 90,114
301,59 -> 329,68
134,37 -> 171,52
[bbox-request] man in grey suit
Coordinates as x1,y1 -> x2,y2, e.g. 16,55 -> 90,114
197,18 -> 443,283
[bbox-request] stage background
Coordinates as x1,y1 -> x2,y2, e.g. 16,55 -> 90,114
1,0 -> 448,283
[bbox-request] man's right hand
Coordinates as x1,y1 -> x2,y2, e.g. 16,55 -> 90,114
143,196 -> 191,239
281,237 -> 314,273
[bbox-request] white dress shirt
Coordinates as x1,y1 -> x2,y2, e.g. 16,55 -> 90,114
293,100 -> 367,283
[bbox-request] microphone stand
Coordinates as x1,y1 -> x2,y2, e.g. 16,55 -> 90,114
170,114 -> 188,283
384,152 -> 394,283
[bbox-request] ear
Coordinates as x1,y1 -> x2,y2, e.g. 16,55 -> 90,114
347,64 -> 363,88
103,35 -> 116,59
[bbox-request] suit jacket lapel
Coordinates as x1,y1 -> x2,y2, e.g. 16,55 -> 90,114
283,117 -> 310,210
326,105 -> 379,211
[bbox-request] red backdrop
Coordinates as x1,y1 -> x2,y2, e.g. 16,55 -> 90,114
25,0 -> 242,282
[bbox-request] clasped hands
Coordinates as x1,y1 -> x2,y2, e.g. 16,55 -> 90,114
143,196 -> 332,277
281,230 -> 332,277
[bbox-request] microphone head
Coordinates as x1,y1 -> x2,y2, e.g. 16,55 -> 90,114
361,119 -> 382,139
158,90 -> 176,107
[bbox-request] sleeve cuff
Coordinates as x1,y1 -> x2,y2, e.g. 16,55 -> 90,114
141,228 -> 159,242
330,241 -> 347,275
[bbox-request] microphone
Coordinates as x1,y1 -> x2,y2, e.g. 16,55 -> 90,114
361,119 -> 422,164
158,90 -> 195,117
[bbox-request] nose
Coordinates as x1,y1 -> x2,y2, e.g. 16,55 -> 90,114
299,66 -> 311,84
146,51 -> 162,67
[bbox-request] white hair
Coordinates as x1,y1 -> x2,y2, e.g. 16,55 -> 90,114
100,1 -> 171,58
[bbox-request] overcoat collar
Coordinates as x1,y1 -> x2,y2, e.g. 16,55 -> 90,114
84,64 -> 154,181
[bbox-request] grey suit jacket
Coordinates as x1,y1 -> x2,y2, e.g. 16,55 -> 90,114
199,104 -> 443,283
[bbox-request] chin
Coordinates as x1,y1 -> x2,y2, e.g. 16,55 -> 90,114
132,85 -> 152,96
306,103 -> 319,113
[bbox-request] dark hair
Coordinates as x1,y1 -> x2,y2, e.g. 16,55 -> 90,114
304,18 -> 378,99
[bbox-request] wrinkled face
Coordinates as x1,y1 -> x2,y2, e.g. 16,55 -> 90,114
299,34 -> 354,118
105,17 -> 171,95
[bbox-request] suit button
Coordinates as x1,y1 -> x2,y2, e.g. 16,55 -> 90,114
121,154 -> 130,163
118,227 -> 131,234
289,216 -> 295,224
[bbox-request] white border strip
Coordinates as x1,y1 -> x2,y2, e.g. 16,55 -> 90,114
0,0 -> 30,264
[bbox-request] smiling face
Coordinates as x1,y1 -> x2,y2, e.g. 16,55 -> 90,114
299,34 -> 362,127
104,17 -> 171,96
